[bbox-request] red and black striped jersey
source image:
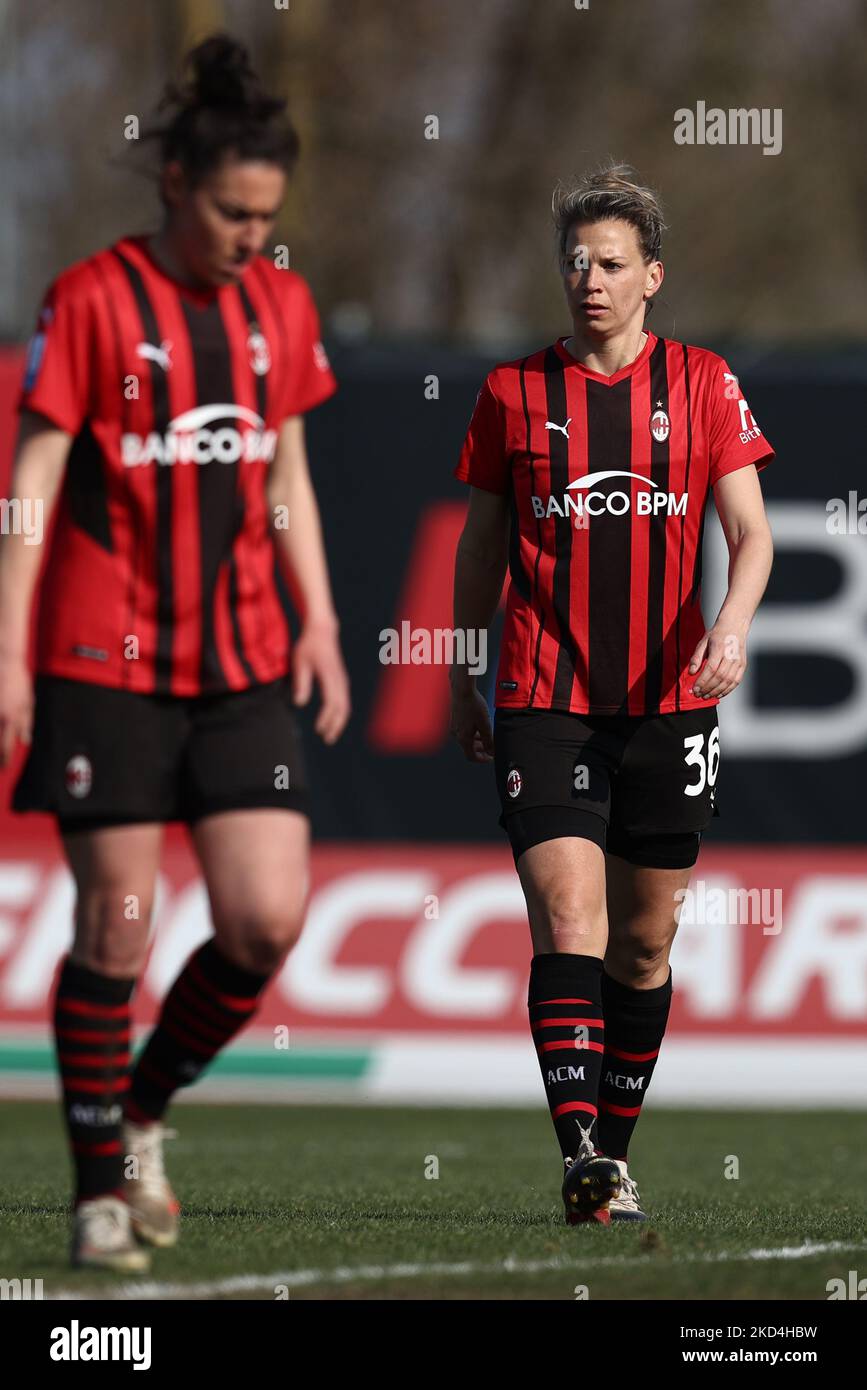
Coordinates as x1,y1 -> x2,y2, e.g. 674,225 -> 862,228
19,234 -> 336,696
454,332 -> 774,715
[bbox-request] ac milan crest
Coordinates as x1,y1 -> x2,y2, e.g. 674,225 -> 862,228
65,755 -> 92,799
247,324 -> 271,376
650,407 -> 670,442
506,767 -> 523,799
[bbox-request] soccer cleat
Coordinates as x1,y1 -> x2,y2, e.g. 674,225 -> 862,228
122,1119 -> 181,1248
561,1121 -> 622,1226
607,1159 -> 647,1222
71,1194 -> 150,1272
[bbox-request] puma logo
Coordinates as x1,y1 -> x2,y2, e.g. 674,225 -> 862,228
545,417 -> 571,439
136,340 -> 173,372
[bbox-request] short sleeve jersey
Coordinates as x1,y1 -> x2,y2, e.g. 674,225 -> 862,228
19,235 -> 337,695
454,332 -> 773,714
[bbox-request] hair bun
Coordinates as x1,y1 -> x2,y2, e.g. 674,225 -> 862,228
146,31 -> 297,177
189,33 -> 258,111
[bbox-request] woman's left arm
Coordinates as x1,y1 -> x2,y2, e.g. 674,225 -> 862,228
267,415 -> 351,743
689,464 -> 774,700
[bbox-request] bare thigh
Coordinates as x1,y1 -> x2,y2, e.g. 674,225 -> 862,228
62,823 -> 164,978
516,836 -> 608,957
604,851 -> 694,988
190,808 -> 311,975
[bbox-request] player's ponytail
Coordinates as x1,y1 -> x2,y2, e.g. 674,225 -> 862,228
142,33 -> 299,189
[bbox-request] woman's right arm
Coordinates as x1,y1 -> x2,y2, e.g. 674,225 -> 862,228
0,411 -> 72,764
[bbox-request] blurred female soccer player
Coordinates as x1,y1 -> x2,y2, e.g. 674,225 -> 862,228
450,164 -> 773,1225
0,34 -> 349,1270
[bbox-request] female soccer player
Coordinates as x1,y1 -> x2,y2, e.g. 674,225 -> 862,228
0,35 -> 349,1270
450,164 -> 773,1225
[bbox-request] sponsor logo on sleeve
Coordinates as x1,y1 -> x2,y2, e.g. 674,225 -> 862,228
22,307 -> 53,392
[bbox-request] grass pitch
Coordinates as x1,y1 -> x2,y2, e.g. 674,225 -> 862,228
2,1100 -> 865,1300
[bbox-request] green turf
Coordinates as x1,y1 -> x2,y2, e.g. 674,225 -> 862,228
1,1101 -> 865,1299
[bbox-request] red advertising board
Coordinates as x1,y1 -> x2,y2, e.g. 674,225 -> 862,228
1,804 -> 865,1041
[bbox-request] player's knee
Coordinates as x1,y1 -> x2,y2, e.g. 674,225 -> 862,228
607,933 -> 670,986
232,931 -> 297,975
539,899 -> 605,951
72,885 -> 152,977
227,902 -> 306,974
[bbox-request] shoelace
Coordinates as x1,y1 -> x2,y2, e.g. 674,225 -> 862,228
618,1173 -> 641,1205
564,1133 -> 611,1172
572,1120 -> 597,1164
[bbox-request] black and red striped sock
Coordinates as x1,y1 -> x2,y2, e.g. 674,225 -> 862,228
127,938 -> 270,1123
528,952 -> 606,1162
596,967 -> 673,1161
53,956 -> 136,1203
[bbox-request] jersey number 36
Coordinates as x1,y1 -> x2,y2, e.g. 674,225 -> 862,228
683,728 -> 720,796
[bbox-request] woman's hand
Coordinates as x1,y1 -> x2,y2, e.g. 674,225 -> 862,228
449,680 -> 494,762
688,624 -> 748,700
291,619 -> 351,745
0,652 -> 34,766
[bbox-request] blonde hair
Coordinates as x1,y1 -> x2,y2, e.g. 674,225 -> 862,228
552,162 -> 666,263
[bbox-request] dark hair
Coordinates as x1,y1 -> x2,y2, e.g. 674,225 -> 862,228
553,162 -> 666,264
143,33 -> 299,189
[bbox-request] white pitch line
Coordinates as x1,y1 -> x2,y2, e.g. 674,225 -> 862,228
47,1240 -> 867,1300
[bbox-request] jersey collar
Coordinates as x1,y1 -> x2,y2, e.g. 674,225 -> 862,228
553,329 -> 657,385
121,235 -> 222,309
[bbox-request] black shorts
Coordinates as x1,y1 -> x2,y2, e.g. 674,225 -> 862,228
12,674 -> 310,831
494,706 -> 720,869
